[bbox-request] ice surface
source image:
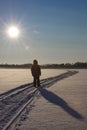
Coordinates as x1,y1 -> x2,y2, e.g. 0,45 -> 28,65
0,69 -> 87,130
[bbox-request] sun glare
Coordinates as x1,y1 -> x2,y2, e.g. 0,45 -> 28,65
7,26 -> 20,38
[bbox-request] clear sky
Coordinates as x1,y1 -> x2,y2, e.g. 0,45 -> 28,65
0,0 -> 87,64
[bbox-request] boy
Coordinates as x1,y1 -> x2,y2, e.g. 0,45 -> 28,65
31,60 -> 41,87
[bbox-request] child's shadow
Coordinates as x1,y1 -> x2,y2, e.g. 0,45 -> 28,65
38,87 -> 84,121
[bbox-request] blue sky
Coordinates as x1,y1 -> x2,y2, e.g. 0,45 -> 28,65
0,0 -> 87,64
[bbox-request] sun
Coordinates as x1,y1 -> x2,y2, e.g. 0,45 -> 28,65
7,26 -> 20,38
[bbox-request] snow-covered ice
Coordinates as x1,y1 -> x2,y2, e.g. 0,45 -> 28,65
0,69 -> 87,130
16,70 -> 87,130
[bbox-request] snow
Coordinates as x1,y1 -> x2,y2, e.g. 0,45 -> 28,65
13,69 -> 87,130
0,69 -> 66,93
0,69 -> 87,130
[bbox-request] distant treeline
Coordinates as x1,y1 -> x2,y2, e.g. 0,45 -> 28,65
0,62 -> 87,69
41,62 -> 87,69
0,63 -> 32,69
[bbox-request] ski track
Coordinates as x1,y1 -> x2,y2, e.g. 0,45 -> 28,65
0,70 -> 78,130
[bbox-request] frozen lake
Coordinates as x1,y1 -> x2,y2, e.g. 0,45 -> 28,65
0,69 -> 87,130
0,68 -> 66,93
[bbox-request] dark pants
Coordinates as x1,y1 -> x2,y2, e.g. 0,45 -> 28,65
33,76 -> 40,87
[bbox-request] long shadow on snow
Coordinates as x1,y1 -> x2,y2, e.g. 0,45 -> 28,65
38,87 -> 84,121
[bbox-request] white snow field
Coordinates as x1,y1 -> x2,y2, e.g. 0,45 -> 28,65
0,69 -> 66,93
0,69 -> 87,130
15,70 -> 87,130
